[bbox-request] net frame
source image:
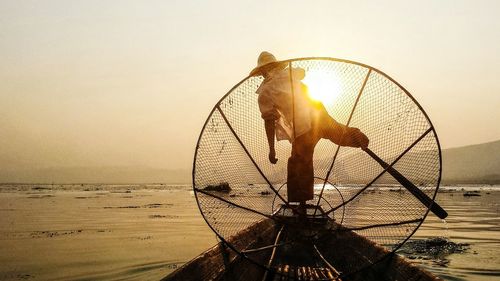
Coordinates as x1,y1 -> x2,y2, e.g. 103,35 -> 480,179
191,57 -> 443,277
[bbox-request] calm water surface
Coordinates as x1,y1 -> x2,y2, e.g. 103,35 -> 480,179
408,186 -> 500,281
0,184 -> 498,280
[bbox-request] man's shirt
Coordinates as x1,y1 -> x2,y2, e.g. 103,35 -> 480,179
257,67 -> 312,142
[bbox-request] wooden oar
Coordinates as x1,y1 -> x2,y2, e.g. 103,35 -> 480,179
363,147 -> 448,219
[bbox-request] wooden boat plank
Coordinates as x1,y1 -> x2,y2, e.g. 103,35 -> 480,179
163,219 -> 276,281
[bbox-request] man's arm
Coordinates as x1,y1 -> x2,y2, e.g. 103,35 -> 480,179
264,119 -> 278,164
258,90 -> 279,164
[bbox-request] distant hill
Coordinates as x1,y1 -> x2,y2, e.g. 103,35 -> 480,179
0,140 -> 498,184
305,140 -> 500,185
441,140 -> 500,184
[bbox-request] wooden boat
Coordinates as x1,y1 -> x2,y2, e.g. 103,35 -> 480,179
163,205 -> 441,281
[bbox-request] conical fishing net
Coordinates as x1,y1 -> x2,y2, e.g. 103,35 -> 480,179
193,58 -> 442,277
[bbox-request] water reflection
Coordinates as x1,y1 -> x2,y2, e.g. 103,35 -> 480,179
404,187 -> 500,281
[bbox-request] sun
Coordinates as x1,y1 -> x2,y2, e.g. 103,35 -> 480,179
302,70 -> 341,105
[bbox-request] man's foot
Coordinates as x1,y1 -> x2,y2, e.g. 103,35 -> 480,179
297,202 -> 307,217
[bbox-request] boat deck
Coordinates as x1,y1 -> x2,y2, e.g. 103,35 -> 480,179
163,208 -> 441,281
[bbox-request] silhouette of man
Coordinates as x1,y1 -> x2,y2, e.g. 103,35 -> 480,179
250,52 -> 369,205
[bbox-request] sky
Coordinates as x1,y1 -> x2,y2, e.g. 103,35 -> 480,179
1,0 -> 499,171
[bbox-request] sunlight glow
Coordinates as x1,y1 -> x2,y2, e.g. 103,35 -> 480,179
303,70 -> 341,105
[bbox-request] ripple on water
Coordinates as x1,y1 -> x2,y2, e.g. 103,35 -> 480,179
62,260 -> 181,281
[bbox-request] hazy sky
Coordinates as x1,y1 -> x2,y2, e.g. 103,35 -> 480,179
1,0 -> 499,171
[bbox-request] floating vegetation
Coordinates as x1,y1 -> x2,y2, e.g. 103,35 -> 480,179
31,229 -> 83,238
104,203 -> 172,209
463,191 -> 481,197
148,214 -> 179,219
27,195 -> 54,199
203,182 -> 231,193
31,186 -> 52,191
397,237 -> 470,267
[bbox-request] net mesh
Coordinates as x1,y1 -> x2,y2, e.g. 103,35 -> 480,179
193,58 -> 441,270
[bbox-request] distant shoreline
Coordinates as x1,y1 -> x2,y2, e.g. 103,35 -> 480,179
0,182 -> 192,186
1,140 -> 498,186
1,182 -> 499,186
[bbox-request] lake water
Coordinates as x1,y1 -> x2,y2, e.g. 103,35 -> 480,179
406,186 -> 500,281
0,184 -> 498,280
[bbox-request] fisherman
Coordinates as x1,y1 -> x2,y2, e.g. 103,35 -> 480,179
250,51 -> 369,208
